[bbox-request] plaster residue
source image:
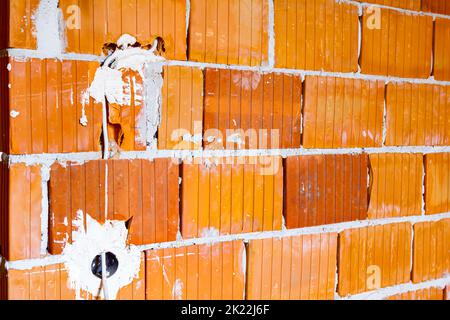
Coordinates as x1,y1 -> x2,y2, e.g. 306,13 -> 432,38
62,210 -> 141,300
10,110 -> 20,118
88,34 -> 165,151
172,279 -> 184,300
200,227 -> 220,238
32,0 -> 65,56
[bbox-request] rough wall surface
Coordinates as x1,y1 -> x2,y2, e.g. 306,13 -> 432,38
0,0 -> 449,300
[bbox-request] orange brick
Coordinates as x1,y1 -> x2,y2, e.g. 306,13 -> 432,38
338,223 -> 412,296
356,0 -> 421,11
434,19 -> 450,81
3,0 -> 39,50
7,264 -> 76,300
204,69 -> 302,150
0,163 -> 42,261
386,83 -> 450,146
361,8 -> 433,78
422,0 -> 450,15
387,287 -> 444,300
425,153 -> 450,215
181,157 -> 283,239
303,76 -> 385,148
368,154 -> 423,219
446,286 -> 450,300
59,0 -> 187,60
158,66 -> 203,150
188,0 -> 268,66
247,233 -> 337,300
48,158 -> 179,254
413,219 -> 450,283
274,0 -> 359,72
145,241 -> 245,300
3,56 -> 103,155
285,154 -> 368,229
116,253 -> 146,300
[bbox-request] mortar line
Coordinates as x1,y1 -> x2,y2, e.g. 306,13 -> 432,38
6,146 -> 450,166
4,50 -> 450,86
337,276 -> 450,300
4,211 -> 450,270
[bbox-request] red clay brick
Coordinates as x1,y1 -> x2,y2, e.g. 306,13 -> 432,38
188,0 -> 268,66
434,19 -> 450,81
116,253 -> 146,300
361,8 -> 433,78
59,0 -> 187,60
181,157 -> 283,239
204,69 -> 302,150
284,154 -> 368,229
247,233 -> 337,300
368,154 -> 423,219
425,153 -> 450,215
338,223 -> 412,296
422,0 -> 450,15
0,163 -> 42,262
274,0 -> 359,72
303,76 -> 385,148
3,56 -> 103,155
2,0 -> 39,50
386,287 -> 444,300
412,219 -> 450,283
145,241 -> 245,300
158,66 -> 203,150
386,83 -> 450,147
6,264 -> 76,300
48,158 -> 179,254
356,0 -> 421,11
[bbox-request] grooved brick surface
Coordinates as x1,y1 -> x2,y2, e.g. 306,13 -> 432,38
303,76 -> 385,148
425,153 -> 450,215
158,65 -> 204,150
48,158 -> 179,254
434,18 -> 450,81
6,264 -> 76,300
368,153 -> 423,219
338,223 -> 412,296
204,69 -> 302,150
247,233 -> 337,300
181,157 -> 283,238
412,219 -> 450,283
357,0 -> 421,11
284,154 -> 368,229
145,241 -> 245,300
5,56 -> 103,155
188,0 -> 268,66
3,0 -> 39,50
59,0 -> 187,60
1,163 -> 42,262
385,83 -> 450,147
274,0 -> 359,72
361,8 -> 433,78
422,0 -> 450,15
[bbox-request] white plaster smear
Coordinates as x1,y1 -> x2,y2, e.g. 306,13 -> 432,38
62,210 -> 141,300
88,34 -> 165,149
32,0 -> 65,57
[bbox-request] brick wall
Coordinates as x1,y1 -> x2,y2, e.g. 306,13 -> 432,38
0,0 -> 449,300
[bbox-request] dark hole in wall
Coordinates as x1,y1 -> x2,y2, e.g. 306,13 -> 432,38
91,252 -> 119,279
